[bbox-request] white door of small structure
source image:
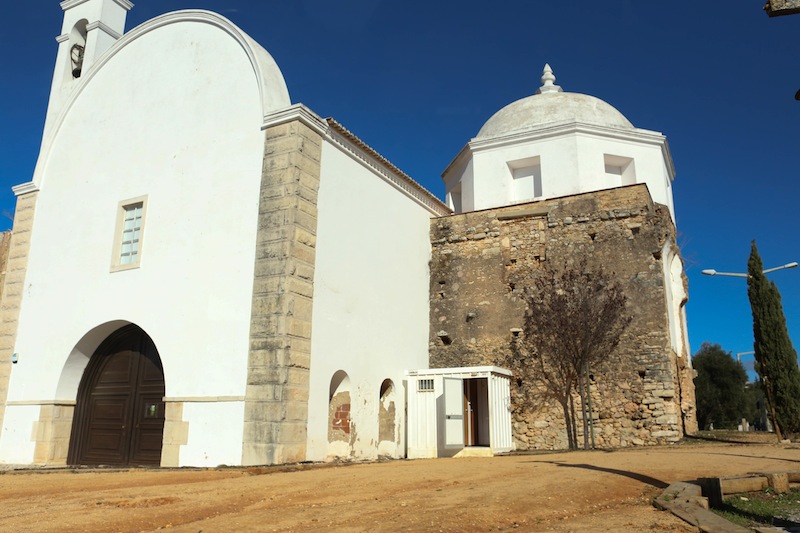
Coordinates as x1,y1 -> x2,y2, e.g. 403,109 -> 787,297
406,366 -> 513,459
488,372 -> 514,453
443,376 -> 464,448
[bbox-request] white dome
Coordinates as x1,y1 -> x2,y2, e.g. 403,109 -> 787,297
476,64 -> 634,139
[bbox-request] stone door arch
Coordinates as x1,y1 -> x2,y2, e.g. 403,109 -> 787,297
67,324 -> 165,466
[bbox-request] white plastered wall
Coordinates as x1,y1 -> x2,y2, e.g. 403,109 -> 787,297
305,139 -> 434,462
445,156 -> 473,212
574,134 -> 674,219
0,16 -> 290,466
180,402 -> 246,466
470,135 -> 579,210
446,128 -> 676,222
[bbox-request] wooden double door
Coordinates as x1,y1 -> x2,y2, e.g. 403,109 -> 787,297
68,325 -> 165,466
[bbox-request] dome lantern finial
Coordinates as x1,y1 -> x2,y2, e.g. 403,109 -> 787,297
536,63 -> 562,95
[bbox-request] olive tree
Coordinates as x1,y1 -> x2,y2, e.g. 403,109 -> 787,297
503,260 -> 631,449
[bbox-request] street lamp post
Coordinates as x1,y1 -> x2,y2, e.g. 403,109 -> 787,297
701,262 -> 798,278
701,259 -> 797,440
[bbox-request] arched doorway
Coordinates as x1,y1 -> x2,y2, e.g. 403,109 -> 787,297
67,324 -> 165,466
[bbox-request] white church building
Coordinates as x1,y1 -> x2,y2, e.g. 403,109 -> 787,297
0,1 -> 690,467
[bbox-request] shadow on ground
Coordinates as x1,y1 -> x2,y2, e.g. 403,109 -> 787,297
537,461 -> 670,489
685,434 -> 771,445
696,451 -> 800,464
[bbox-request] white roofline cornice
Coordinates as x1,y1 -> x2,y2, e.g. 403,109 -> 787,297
325,119 -> 450,216
662,138 -> 676,181
61,0 -> 91,9
262,104 -> 328,137
406,366 -> 512,378
86,20 -> 123,40
441,144 -> 473,181
471,121 -> 667,151
462,120 -> 677,183
60,0 -> 134,11
12,182 -> 40,197
112,0 -> 134,10
261,107 -> 449,215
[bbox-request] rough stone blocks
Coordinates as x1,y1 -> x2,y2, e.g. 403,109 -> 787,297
428,185 -> 695,450
0,191 -> 38,436
32,403 -> 74,465
242,119 -> 322,465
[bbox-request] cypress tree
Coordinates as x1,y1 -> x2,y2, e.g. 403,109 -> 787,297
747,241 -> 800,437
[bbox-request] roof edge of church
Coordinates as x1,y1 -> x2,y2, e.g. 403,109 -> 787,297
325,118 -> 451,216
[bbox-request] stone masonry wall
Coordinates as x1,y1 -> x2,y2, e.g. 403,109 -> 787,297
429,184 -> 695,449
242,120 -> 321,465
32,403 -> 75,465
0,192 -> 37,436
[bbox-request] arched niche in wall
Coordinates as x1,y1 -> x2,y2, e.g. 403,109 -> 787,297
507,156 -> 542,203
604,154 -> 636,187
378,379 -> 397,446
328,370 -> 352,445
669,253 -> 689,356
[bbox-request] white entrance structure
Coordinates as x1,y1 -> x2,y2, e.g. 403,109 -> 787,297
406,367 -> 513,458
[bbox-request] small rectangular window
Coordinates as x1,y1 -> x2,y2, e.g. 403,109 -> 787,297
111,196 -> 147,272
120,203 -> 143,265
418,379 -> 434,392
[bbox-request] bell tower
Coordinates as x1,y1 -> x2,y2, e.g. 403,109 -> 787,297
43,0 -> 133,137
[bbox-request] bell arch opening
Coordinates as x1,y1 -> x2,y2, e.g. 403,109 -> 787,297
68,20 -> 88,79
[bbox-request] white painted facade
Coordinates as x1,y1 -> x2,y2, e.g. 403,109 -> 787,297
0,4 -> 446,467
304,129 -> 435,462
2,11 -> 286,466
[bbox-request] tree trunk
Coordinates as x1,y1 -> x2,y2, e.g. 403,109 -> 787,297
762,375 -> 783,441
577,379 -> 589,450
569,394 -> 578,449
585,364 -> 595,449
559,398 -> 574,450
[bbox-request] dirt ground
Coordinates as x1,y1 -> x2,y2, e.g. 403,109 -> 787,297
1,435 -> 798,532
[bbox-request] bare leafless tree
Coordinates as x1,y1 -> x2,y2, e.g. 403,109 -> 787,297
503,259 -> 631,449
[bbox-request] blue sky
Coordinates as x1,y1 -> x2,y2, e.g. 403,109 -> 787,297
1,1 -> 799,374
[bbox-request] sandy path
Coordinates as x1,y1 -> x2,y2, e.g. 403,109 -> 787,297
1,440 -> 797,532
